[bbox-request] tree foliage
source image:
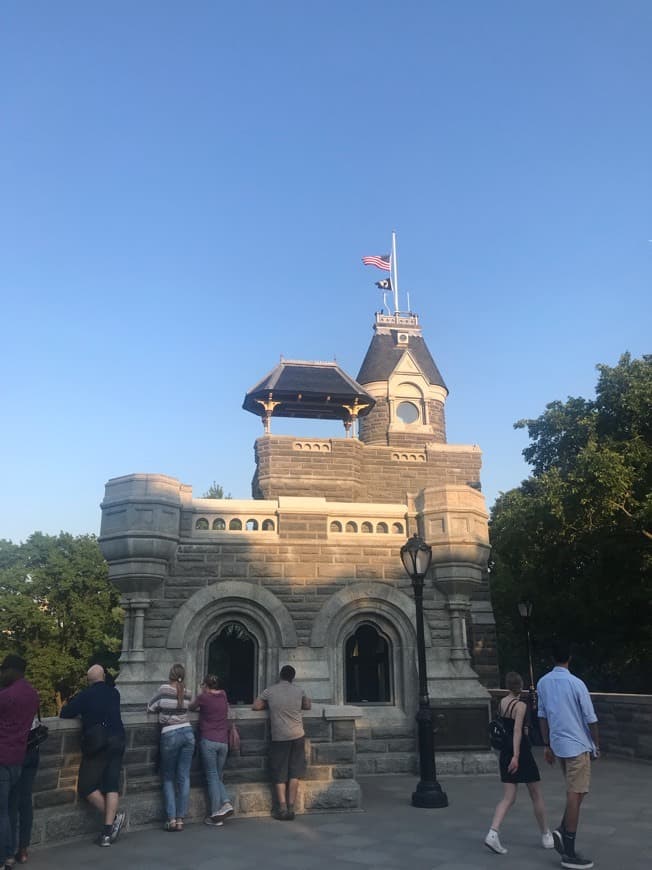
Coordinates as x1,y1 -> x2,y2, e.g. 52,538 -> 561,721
0,533 -> 122,714
202,481 -> 232,499
490,353 -> 652,692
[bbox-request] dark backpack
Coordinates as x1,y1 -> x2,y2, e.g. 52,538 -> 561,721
488,699 -> 518,750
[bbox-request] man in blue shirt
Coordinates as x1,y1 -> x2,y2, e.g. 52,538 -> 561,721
60,665 -> 126,847
537,641 -> 599,870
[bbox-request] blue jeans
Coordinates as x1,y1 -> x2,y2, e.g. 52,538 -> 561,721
159,727 -> 195,820
0,764 -> 21,863
199,738 -> 230,815
9,748 -> 40,851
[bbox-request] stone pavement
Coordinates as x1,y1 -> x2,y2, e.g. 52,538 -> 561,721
26,754 -> 650,870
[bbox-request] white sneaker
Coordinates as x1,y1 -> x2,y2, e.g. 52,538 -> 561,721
215,801 -> 234,818
542,830 -> 555,849
484,829 -> 508,854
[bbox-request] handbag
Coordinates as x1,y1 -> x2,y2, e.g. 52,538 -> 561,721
81,722 -> 110,756
488,698 -> 518,750
26,707 -> 49,752
228,723 -> 240,753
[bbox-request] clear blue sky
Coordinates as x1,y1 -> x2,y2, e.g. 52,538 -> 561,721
1,1 -> 650,543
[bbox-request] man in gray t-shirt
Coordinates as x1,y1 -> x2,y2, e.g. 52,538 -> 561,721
253,665 -> 311,820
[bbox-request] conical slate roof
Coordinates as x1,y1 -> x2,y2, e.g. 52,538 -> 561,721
357,334 -> 448,391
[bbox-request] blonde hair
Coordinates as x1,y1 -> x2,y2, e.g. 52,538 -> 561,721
505,671 -> 523,694
169,663 -> 186,707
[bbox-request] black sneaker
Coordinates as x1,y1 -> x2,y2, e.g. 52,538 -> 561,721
273,808 -> 289,821
285,806 -> 296,821
561,853 -> 594,869
110,811 -> 126,843
552,829 -> 565,855
96,834 -> 111,847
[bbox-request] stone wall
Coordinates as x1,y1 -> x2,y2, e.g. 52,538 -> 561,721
28,707 -> 361,848
252,435 -> 482,503
591,694 -> 652,761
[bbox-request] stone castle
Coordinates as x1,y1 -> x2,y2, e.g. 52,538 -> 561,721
99,310 -> 497,780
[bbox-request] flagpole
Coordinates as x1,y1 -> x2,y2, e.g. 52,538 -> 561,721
391,231 -> 399,314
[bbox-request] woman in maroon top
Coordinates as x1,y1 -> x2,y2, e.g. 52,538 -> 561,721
189,675 -> 233,825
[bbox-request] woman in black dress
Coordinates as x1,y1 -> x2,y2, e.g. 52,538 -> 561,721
484,671 -> 554,855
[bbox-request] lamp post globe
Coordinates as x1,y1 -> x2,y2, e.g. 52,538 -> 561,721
400,533 -> 448,809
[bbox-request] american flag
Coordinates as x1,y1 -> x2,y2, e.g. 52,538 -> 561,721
362,254 -> 391,272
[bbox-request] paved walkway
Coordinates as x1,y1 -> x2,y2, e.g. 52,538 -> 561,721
27,754 -> 650,870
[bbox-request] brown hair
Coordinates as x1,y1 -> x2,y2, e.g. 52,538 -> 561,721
169,663 -> 186,707
203,674 -> 220,691
505,671 -> 523,694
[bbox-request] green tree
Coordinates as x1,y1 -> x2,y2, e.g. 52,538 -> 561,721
490,353 -> 652,692
202,481 -> 232,499
0,533 -> 123,714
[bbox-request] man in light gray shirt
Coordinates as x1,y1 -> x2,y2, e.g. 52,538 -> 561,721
253,665 -> 311,820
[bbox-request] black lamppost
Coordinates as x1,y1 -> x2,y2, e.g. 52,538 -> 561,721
400,533 -> 448,809
517,601 -> 540,744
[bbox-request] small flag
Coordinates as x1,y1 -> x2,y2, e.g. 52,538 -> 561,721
362,254 -> 391,272
375,278 -> 392,291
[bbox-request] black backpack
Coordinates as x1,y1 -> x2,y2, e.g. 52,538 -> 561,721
488,699 -> 518,750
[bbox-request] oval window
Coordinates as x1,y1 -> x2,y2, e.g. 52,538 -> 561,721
396,401 -> 419,424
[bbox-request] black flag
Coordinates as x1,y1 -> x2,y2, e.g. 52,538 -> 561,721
375,278 -> 392,291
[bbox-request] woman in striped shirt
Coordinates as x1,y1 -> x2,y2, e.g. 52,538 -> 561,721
147,664 -> 195,831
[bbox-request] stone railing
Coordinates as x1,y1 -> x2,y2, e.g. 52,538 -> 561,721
489,690 -> 652,762
591,694 -> 652,761
29,706 -> 361,848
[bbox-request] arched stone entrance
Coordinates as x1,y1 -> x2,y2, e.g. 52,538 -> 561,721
207,620 -> 257,704
166,580 -> 298,697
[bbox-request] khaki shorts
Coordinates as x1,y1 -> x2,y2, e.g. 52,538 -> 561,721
559,752 -> 591,794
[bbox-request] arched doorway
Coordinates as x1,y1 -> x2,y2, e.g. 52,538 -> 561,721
207,621 -> 257,704
345,622 -> 392,703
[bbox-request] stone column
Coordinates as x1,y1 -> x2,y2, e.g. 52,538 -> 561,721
447,593 -> 472,665
119,597 -> 133,663
130,599 -> 151,662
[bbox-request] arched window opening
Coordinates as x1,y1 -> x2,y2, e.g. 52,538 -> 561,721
195,518 -> 209,530
207,621 -> 257,705
345,521 -> 358,533
330,521 -> 342,533
345,623 -> 391,703
361,522 -> 373,534
246,519 -> 258,531
229,518 -> 242,531
212,518 -> 226,531
262,519 -> 275,531
392,522 -> 404,534
376,522 -> 388,534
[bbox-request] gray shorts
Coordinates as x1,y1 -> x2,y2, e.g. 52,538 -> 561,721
269,737 -> 306,783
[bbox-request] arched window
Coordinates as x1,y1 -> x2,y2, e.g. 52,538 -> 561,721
262,519 -> 275,531
392,522 -> 404,534
361,522 -> 373,534
195,518 -> 209,530
229,518 -> 242,531
246,519 -> 258,531
376,522 -> 388,534
330,521 -> 342,533
207,622 -> 257,705
345,521 -> 358,533
212,518 -> 226,531
345,623 -> 391,703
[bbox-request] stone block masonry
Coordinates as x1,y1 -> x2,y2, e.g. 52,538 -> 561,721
30,708 -> 361,848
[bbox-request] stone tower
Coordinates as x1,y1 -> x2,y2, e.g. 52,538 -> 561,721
357,312 -> 448,448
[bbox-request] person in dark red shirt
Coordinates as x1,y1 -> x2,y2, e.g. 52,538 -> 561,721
0,655 -> 39,868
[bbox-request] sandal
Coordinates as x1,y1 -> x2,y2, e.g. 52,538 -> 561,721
164,819 -> 177,832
